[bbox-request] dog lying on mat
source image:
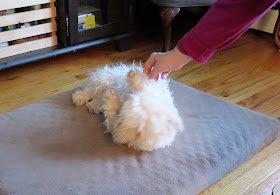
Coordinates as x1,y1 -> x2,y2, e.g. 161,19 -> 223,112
72,64 -> 183,151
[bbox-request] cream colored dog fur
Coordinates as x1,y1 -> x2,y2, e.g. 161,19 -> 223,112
72,64 -> 183,151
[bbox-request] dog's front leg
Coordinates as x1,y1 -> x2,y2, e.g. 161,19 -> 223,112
103,90 -> 120,133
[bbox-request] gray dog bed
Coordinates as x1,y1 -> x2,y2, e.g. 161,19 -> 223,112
0,80 -> 279,195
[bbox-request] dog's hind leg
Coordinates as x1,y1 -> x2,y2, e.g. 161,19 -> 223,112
103,90 -> 120,133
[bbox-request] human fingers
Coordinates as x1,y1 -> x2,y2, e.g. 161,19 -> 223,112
155,74 -> 159,81
143,53 -> 156,75
161,71 -> 171,79
148,65 -> 160,80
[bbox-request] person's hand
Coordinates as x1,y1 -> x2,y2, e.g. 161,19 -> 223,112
144,46 -> 193,80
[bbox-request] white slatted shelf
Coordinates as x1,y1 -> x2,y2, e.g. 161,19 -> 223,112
0,36 -> 58,59
0,22 -> 57,43
0,0 -> 56,11
0,1 -> 58,59
0,7 -> 57,27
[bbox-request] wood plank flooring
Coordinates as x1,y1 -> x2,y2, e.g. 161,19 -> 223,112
0,29 -> 280,194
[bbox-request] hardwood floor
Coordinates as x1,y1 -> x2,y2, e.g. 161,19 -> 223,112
0,29 -> 280,194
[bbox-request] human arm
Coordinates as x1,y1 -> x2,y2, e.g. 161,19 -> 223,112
143,46 -> 193,80
144,0 -> 278,79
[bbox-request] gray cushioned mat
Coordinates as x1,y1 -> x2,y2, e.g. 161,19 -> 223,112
0,80 -> 279,195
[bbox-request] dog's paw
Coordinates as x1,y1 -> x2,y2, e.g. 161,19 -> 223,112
86,101 -> 103,114
72,91 -> 88,106
127,69 -> 139,78
127,69 -> 144,81
105,90 -> 119,102
126,69 -> 148,91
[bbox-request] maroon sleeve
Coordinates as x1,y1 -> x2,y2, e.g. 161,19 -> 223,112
177,0 -> 278,63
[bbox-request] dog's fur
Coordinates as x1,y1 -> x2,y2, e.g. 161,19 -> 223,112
72,64 -> 183,151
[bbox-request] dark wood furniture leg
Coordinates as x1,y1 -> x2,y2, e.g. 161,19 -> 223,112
160,7 -> 180,52
273,2 -> 280,50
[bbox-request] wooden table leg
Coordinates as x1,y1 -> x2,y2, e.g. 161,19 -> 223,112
273,2 -> 280,50
160,7 -> 180,52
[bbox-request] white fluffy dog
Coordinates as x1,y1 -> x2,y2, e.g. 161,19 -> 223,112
72,64 -> 183,151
